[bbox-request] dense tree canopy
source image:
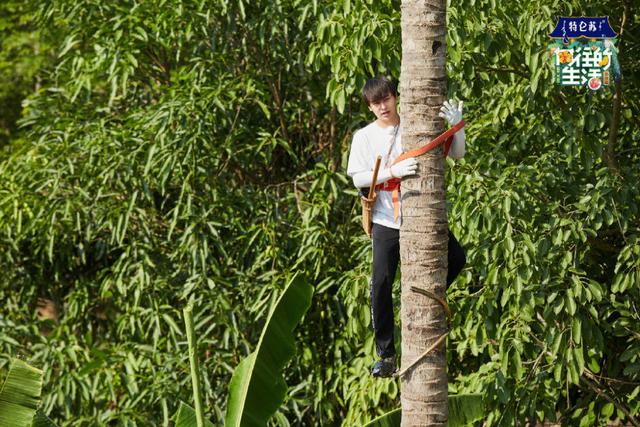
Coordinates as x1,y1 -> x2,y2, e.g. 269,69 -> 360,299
1,0 -> 638,425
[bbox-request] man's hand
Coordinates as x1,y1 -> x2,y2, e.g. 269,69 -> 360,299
352,158 -> 417,187
390,158 -> 417,178
439,99 -> 463,126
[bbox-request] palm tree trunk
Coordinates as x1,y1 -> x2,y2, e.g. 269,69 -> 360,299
399,0 -> 449,425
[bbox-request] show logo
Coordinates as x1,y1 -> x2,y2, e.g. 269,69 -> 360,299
547,17 -> 621,91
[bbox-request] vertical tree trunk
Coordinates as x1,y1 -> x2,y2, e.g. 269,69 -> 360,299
399,1 -> 449,426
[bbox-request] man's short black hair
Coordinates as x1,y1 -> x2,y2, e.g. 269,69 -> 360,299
362,76 -> 399,105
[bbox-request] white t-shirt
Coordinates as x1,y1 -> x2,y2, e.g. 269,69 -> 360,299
347,121 -> 403,230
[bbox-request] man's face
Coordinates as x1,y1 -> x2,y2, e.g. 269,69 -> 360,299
368,93 -> 398,122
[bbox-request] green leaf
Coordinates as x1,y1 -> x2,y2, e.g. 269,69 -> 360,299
183,305 -> 205,427
551,331 -> 564,356
173,402 -> 215,427
586,281 -> 603,302
0,359 -> 44,427
450,47 -> 461,63
554,360 -> 563,382
529,51 -> 539,73
531,68 -> 542,94
601,402 -> 614,418
500,287 -> 510,307
225,274 -> 314,427
573,346 -> 585,376
566,292 -> 576,316
449,394 -> 485,427
335,88 -> 346,114
572,317 -> 582,344
31,410 -> 58,427
362,408 -> 401,427
567,346 -> 580,384
513,351 -> 523,379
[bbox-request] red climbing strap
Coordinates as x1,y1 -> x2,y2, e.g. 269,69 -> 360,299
375,120 -> 465,221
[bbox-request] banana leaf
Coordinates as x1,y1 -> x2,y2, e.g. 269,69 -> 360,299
0,358 -> 43,427
362,394 -> 484,427
225,274 -> 313,427
448,393 -> 484,426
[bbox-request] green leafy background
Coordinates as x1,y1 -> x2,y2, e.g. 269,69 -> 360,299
0,0 -> 638,425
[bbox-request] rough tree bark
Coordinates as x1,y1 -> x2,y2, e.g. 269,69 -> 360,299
399,0 -> 449,426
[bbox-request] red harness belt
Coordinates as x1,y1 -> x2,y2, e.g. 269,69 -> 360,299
374,120 -> 465,221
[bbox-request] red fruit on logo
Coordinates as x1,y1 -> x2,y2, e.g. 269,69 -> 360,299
589,77 -> 601,90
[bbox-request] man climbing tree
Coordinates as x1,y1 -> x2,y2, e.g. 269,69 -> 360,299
347,73 -> 466,400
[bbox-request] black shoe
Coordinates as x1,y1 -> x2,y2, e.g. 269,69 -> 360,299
371,356 -> 396,378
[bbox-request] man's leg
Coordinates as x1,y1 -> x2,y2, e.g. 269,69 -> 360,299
370,223 -> 400,359
447,229 -> 466,287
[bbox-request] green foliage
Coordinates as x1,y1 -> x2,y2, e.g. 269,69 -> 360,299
362,407 -> 400,427
361,394 -> 484,427
443,0 -> 640,424
31,411 -> 57,427
0,1 -> 54,148
225,274 -> 313,426
448,394 -> 484,427
173,402 -> 214,427
0,0 -> 638,425
308,0 -> 400,113
175,276 -> 311,427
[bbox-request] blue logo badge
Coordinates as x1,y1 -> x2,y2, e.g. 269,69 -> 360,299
549,17 -> 618,44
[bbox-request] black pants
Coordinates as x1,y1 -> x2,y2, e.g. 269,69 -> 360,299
370,223 -> 466,358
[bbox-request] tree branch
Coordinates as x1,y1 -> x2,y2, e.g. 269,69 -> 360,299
580,376 -> 640,427
270,73 -> 291,145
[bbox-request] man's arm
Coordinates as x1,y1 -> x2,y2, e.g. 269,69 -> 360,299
448,128 -> 466,159
347,130 -> 417,188
351,158 -> 418,188
439,99 -> 466,159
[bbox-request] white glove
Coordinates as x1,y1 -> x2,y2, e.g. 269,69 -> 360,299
390,157 -> 417,178
438,99 -> 463,125
351,157 -> 418,188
